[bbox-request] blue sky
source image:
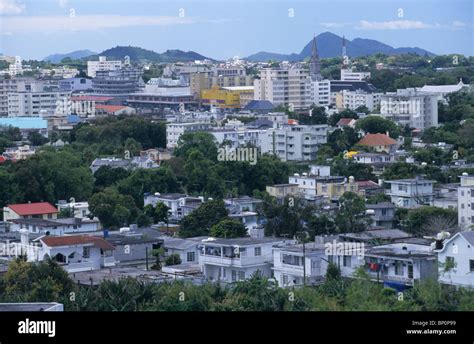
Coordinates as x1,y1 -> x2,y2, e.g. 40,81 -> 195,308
0,0 -> 472,60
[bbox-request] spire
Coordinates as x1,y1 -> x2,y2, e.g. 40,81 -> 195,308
342,35 -> 347,58
310,35 -> 322,82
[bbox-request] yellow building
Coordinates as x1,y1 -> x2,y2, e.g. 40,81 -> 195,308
201,85 -> 254,109
316,176 -> 358,200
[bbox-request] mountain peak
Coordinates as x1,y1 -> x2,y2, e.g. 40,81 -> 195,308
246,32 -> 435,61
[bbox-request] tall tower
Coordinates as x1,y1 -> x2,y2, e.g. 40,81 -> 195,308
309,35 -> 323,82
341,35 -> 348,69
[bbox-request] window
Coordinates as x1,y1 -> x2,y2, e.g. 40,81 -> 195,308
408,264 -> 414,279
83,247 -> 90,259
343,255 -> 352,267
254,247 -> 261,256
470,260 -> 474,272
446,256 -> 455,268
282,274 -> 289,285
231,270 -> 237,282
238,271 -> 245,281
394,261 -> 404,276
186,251 -> 195,262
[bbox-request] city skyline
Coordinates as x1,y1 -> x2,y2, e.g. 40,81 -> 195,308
0,0 -> 473,60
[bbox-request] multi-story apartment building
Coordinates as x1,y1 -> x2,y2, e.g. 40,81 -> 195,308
58,77 -> 93,92
0,77 -> 41,116
338,89 -> 382,111
8,91 -> 71,117
385,177 -> 435,208
310,79 -> 331,107
260,124 -> 328,161
380,89 -> 438,131
209,128 -> 264,149
92,68 -> 144,95
166,122 -> 213,149
254,68 -> 310,110
87,56 -> 122,77
458,173 -> 474,230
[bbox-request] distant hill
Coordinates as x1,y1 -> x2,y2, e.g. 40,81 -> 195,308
86,46 -> 213,63
246,32 -> 435,61
43,50 -> 97,63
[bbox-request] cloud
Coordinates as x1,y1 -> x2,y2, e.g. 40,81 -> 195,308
0,15 -> 203,33
356,20 -> 437,30
320,22 -> 352,29
0,0 -> 25,15
452,20 -> 466,28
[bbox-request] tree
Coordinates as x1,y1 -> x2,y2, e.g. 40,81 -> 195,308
355,116 -> 401,138
165,253 -> 182,266
174,132 -> 218,162
179,199 -> 228,237
328,109 -> 358,127
154,203 -> 170,224
335,192 -> 372,233
88,187 -> 139,228
210,218 -> 247,238
400,206 -> 458,236
27,131 -> 48,146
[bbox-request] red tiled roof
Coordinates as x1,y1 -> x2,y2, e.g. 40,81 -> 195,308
8,202 -> 58,216
0,156 -> 5,163
95,105 -> 128,113
336,118 -> 355,126
358,133 -> 397,146
41,235 -> 115,251
287,119 -> 299,125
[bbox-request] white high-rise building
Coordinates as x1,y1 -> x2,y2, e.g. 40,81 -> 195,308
458,174 -> 474,230
254,68 -> 311,110
340,90 -> 382,111
260,124 -> 328,161
310,79 -> 331,107
380,89 -> 438,131
87,56 -> 122,78
8,91 -> 71,117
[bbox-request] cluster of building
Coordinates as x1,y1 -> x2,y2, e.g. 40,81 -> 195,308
1,199 -> 473,291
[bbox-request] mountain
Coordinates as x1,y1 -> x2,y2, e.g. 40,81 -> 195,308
43,50 -> 97,63
245,32 -> 435,61
86,46 -> 213,63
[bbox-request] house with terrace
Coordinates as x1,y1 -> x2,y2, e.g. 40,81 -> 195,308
198,237 -> 289,283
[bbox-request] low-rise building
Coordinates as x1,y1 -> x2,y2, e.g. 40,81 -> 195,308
198,237 -> 287,283
436,231 -> 474,288
357,133 -> 398,154
365,203 -> 396,229
3,202 -> 58,221
143,193 -> 204,221
385,178 -> 435,208
355,242 -> 437,290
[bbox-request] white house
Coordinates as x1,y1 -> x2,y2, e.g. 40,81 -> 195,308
161,236 -> 204,264
38,235 -> 116,273
436,231 -> 474,288
143,193 -> 204,221
354,242 -> 437,289
199,237 -> 288,283
57,200 -> 91,219
8,218 -> 100,236
385,178 -> 435,208
273,242 -> 329,287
